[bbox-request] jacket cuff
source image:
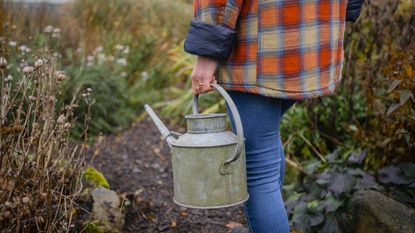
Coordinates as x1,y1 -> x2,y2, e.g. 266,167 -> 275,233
346,0 -> 364,22
184,19 -> 237,61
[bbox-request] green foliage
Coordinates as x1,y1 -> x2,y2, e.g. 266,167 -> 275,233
82,222 -> 103,233
62,61 -> 135,139
285,149 -> 415,233
83,166 -> 110,189
2,0 -> 193,139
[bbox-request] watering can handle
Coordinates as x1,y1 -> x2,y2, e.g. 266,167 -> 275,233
192,83 -> 244,165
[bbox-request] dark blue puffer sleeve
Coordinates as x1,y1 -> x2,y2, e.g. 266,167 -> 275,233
184,19 -> 237,61
346,0 -> 364,22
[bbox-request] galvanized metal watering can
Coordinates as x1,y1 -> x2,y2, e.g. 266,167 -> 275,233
144,83 -> 248,209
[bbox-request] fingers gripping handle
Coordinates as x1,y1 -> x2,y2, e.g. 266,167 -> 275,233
193,83 -> 244,165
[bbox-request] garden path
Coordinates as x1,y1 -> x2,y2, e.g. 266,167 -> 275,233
88,118 -> 245,233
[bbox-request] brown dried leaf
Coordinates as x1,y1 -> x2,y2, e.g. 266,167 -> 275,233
387,103 -> 401,116
400,89 -> 413,105
387,80 -> 402,94
225,221 -> 243,229
179,211 -> 188,217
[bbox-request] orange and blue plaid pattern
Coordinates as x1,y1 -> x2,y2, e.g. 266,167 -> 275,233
193,0 -> 348,99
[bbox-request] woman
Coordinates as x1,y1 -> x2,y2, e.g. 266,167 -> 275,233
184,0 -> 364,232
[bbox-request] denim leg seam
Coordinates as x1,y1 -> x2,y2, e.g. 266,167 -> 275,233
244,202 -> 255,233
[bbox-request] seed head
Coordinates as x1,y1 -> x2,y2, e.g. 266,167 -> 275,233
57,114 -> 66,124
22,196 -> 30,204
0,57 -> 7,69
28,96 -> 37,102
52,28 -> 61,38
34,59 -> 43,68
23,66 -> 34,75
5,75 -> 13,82
44,25 -> 54,33
56,71 -> 66,81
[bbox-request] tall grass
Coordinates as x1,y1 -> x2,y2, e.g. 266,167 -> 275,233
1,0 -> 193,138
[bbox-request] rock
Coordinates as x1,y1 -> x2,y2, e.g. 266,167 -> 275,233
338,190 -> 415,233
91,188 -> 124,232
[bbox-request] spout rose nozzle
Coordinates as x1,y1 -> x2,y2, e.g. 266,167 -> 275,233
144,104 -> 173,146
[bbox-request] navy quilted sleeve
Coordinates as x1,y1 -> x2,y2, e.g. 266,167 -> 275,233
346,0 -> 365,22
183,19 -> 237,61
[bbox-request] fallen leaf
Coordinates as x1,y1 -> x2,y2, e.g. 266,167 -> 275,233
179,211 -> 188,217
400,89 -> 413,105
387,103 -> 401,116
225,221 -> 243,229
387,79 -> 402,94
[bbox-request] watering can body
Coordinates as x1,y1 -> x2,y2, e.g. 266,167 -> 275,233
145,84 -> 248,209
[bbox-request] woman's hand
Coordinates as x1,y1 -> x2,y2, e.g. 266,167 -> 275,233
191,56 -> 218,94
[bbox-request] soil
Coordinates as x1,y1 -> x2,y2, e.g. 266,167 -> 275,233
87,118 -> 246,233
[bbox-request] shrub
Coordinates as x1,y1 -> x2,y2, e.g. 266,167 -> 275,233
285,149 -> 415,232
0,52 -> 90,232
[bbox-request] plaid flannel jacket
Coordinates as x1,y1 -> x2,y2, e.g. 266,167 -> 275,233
185,0 -> 356,99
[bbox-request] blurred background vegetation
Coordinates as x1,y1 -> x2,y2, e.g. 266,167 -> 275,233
1,0 -> 414,232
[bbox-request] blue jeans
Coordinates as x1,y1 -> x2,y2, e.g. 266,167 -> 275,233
226,91 -> 297,233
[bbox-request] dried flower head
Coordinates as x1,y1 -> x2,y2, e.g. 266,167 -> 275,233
19,45 -> 31,53
56,71 -> 66,81
5,75 -> 13,82
22,196 -> 30,204
48,96 -> 57,103
63,123 -> 71,129
52,28 -> 61,38
44,25 -> 54,33
34,59 -> 43,68
115,44 -> 125,50
23,66 -> 34,75
0,57 -> 7,69
28,95 -> 37,102
57,114 -> 66,124
116,58 -> 127,66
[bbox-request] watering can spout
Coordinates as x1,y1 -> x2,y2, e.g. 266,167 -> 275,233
144,104 -> 175,147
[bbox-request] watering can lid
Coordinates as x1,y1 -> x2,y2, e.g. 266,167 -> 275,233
170,131 -> 237,148
184,113 -> 227,119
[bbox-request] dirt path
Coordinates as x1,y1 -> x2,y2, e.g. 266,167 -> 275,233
88,118 -> 246,232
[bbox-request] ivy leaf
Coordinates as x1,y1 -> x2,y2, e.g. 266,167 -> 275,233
303,159 -> 321,175
400,89 -> 413,105
389,188 -> 415,205
398,162 -> 415,179
377,166 -> 409,185
292,202 -> 310,232
354,173 -> 383,191
387,79 -> 402,94
323,193 -> 343,213
309,212 -> 325,227
386,103 -> 401,116
348,168 -> 367,177
306,199 -> 320,212
347,150 -> 367,164
325,151 -> 339,162
328,172 -> 356,198
320,216 -> 340,233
